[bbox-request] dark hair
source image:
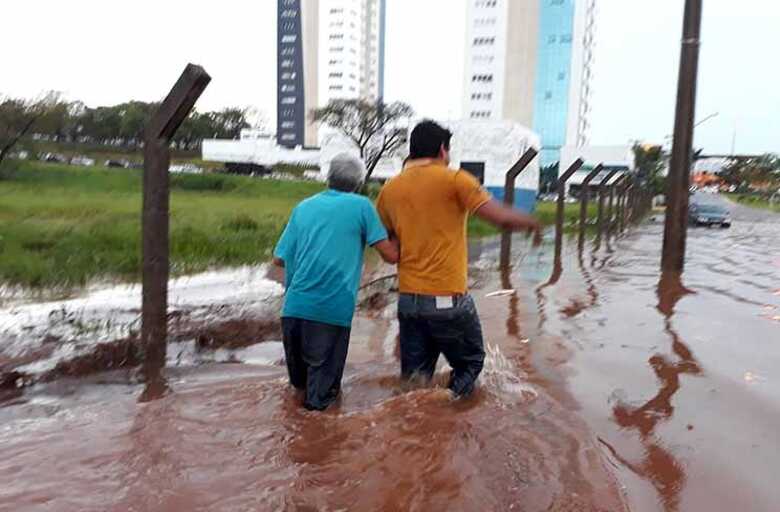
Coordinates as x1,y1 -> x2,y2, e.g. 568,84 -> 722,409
409,120 -> 452,159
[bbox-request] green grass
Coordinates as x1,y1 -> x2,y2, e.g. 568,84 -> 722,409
725,193 -> 780,213
0,160 -> 600,289
0,161 -> 322,287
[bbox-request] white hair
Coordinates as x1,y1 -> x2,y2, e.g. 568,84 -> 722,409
327,153 -> 366,192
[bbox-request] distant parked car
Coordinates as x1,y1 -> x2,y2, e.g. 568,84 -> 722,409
169,163 -> 203,174
70,156 -> 95,167
689,202 -> 731,228
105,159 -> 130,168
41,152 -> 68,164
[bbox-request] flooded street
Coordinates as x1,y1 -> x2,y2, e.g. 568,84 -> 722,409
1,195 -> 778,511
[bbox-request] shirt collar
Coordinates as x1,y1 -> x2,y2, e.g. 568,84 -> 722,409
403,158 -> 448,170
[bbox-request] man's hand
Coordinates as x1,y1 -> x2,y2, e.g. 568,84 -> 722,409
373,237 -> 400,264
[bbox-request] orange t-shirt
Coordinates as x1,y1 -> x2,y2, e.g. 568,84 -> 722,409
376,159 -> 492,295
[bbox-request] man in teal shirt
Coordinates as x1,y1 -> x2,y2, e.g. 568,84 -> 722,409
273,153 -> 398,410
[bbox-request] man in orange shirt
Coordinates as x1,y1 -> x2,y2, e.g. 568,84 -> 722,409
376,120 -> 542,398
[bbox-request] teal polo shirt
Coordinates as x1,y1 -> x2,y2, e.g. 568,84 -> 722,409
274,190 -> 388,327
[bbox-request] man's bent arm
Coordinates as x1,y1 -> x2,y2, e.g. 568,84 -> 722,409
475,200 -> 542,243
372,238 -> 399,264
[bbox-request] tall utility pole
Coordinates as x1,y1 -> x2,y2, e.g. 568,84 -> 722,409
661,0 -> 703,273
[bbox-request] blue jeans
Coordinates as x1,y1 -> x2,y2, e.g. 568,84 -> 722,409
282,317 -> 351,411
397,294 -> 485,397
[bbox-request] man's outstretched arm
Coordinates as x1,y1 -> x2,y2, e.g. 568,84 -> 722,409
474,200 -> 543,244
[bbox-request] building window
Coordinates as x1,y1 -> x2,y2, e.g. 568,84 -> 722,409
473,37 -> 495,46
281,35 -> 297,44
544,91 -> 553,100
471,74 -> 494,83
281,97 -> 297,105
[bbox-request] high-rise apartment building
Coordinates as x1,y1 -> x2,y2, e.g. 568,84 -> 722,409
277,0 -> 319,148
462,0 -> 596,166
277,0 -> 386,148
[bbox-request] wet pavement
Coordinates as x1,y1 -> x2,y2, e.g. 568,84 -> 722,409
0,193 -> 778,511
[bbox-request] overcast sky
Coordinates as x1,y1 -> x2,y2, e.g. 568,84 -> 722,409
2,0 -> 777,154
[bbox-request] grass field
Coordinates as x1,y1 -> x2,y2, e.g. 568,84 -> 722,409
0,161 -> 594,288
0,161 -> 322,287
725,193 -> 780,213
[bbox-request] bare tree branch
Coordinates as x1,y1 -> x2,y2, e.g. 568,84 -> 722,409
311,99 -> 414,187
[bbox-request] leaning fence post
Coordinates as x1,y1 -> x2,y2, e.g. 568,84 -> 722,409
141,64 -> 211,399
618,179 -> 631,232
577,164 -> 604,245
597,169 -> 620,236
610,175 -> 627,232
623,185 -> 632,226
555,159 -> 584,263
499,147 -> 538,270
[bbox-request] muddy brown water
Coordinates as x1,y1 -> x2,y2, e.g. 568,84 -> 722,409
1,194 -> 778,511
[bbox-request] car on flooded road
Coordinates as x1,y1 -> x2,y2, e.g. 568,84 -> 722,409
689,202 -> 731,228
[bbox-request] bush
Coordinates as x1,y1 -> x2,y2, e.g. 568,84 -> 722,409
170,173 -> 237,192
221,214 -> 260,232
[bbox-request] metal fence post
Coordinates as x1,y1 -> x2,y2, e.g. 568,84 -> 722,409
578,164 -> 604,244
554,158 -> 584,267
499,148 -> 538,270
141,64 -> 211,399
597,169 -> 620,236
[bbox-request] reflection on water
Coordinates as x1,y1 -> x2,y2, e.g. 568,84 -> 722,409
522,194 -> 780,511
608,272 -> 702,512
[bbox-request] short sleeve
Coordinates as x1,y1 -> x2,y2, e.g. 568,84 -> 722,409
362,199 -> 389,246
454,170 -> 492,213
274,208 -> 298,263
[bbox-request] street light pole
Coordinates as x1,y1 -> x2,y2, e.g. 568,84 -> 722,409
661,0 -> 703,274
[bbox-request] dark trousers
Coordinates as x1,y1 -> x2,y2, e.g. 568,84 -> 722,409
281,317 -> 351,411
397,293 -> 485,397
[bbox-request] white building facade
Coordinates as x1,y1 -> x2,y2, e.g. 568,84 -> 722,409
318,0 -> 386,104
462,0 -> 596,167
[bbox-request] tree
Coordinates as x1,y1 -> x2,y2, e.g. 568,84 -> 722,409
312,99 -> 414,180
0,92 -> 64,167
209,107 -> 251,139
720,154 -> 780,191
633,143 -> 667,195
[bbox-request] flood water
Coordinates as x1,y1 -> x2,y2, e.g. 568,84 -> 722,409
1,194 -> 778,511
